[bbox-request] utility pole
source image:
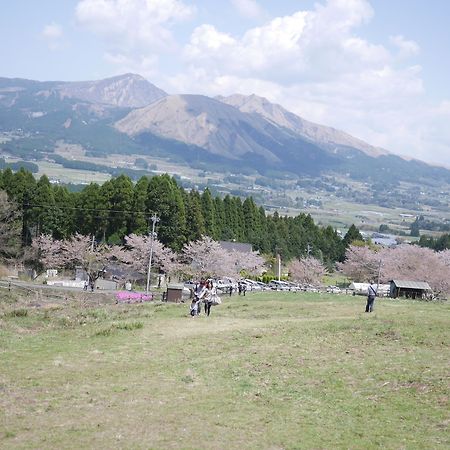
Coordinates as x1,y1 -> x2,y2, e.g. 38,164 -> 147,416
376,259 -> 382,291
146,214 -> 160,294
277,254 -> 281,282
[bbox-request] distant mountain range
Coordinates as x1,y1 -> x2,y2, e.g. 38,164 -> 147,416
1,73 -> 449,184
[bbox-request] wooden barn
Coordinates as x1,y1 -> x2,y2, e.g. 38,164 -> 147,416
389,280 -> 432,299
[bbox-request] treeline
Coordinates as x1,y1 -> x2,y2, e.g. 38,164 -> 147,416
417,234 -> 450,251
0,168 -> 359,264
50,155 -> 153,181
0,158 -> 39,173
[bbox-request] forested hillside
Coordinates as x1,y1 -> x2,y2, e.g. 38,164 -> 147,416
0,168 -> 350,264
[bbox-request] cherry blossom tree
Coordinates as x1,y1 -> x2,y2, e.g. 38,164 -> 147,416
229,249 -> 267,277
34,233 -> 114,285
382,245 -> 450,296
339,243 -> 450,296
337,245 -> 382,282
288,256 -> 327,285
180,236 -> 235,279
31,234 -> 65,269
112,233 -> 180,278
438,249 -> 450,267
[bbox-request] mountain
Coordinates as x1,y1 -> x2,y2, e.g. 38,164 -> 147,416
56,73 -> 167,108
0,75 -> 143,157
216,93 -> 388,158
115,94 -> 338,174
1,73 -> 450,185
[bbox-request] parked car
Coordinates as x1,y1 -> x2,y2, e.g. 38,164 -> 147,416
255,281 -> 269,290
286,282 -> 301,291
268,280 -> 290,291
326,285 -> 341,294
244,279 -> 262,291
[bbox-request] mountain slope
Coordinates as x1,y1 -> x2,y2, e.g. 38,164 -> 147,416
217,93 -> 388,158
1,74 -> 450,185
56,73 -> 167,108
115,94 -> 338,174
0,76 -> 141,157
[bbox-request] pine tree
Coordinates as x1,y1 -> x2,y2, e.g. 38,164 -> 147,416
185,190 -> 206,241
31,175 -> 56,237
52,185 -> 75,239
343,224 -> 364,247
107,174 -> 134,242
201,188 -> 218,239
129,176 -> 150,235
146,174 -> 187,250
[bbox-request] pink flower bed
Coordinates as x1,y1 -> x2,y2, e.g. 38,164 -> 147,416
116,291 -> 153,303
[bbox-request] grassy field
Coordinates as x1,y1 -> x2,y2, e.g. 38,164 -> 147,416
0,289 -> 449,449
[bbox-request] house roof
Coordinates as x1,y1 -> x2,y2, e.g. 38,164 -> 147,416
349,282 -> 369,289
390,280 -> 432,290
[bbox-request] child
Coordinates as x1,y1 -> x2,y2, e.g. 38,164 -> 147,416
190,295 -> 201,317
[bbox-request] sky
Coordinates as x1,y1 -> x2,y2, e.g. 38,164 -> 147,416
1,0 -> 450,167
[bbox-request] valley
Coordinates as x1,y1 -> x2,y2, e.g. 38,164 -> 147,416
1,73 -> 450,242
3,138 -> 449,241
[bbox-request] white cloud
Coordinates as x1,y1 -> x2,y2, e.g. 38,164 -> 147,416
71,0 -> 450,167
174,0 -> 450,166
103,52 -> 159,78
231,0 -> 265,20
76,0 -> 195,51
184,1 -> 388,85
390,35 -> 420,58
41,23 -> 64,50
42,23 -> 63,39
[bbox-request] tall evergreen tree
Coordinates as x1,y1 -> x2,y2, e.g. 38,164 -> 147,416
343,224 -> 363,247
201,188 -> 218,239
146,174 -> 187,250
107,174 -> 134,242
8,168 -> 36,245
242,197 -> 262,247
129,176 -> 150,235
185,189 -> 206,241
214,196 -> 225,240
52,185 -> 74,239
31,175 -> 56,237
74,183 -> 103,238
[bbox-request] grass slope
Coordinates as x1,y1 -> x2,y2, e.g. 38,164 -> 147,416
0,290 -> 449,449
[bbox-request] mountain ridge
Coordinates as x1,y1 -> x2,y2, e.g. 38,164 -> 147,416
1,73 -> 450,185
216,93 -> 389,159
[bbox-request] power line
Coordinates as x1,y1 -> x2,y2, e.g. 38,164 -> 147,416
23,202 -> 153,215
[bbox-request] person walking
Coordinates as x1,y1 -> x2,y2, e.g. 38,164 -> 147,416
200,280 -> 216,317
365,281 -> 377,312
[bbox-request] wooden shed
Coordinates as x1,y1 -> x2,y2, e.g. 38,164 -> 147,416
389,280 -> 432,299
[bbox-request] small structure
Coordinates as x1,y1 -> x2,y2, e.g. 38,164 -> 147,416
96,279 -> 119,290
371,233 -> 398,247
348,282 -> 390,297
389,280 -> 432,299
348,282 -> 369,295
165,284 -> 184,303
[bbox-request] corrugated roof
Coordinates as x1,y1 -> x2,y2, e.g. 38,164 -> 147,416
390,280 -> 432,290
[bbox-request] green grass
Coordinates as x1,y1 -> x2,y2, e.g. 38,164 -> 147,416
0,290 -> 449,449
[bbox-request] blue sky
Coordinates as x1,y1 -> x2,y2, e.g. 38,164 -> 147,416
1,0 -> 450,166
